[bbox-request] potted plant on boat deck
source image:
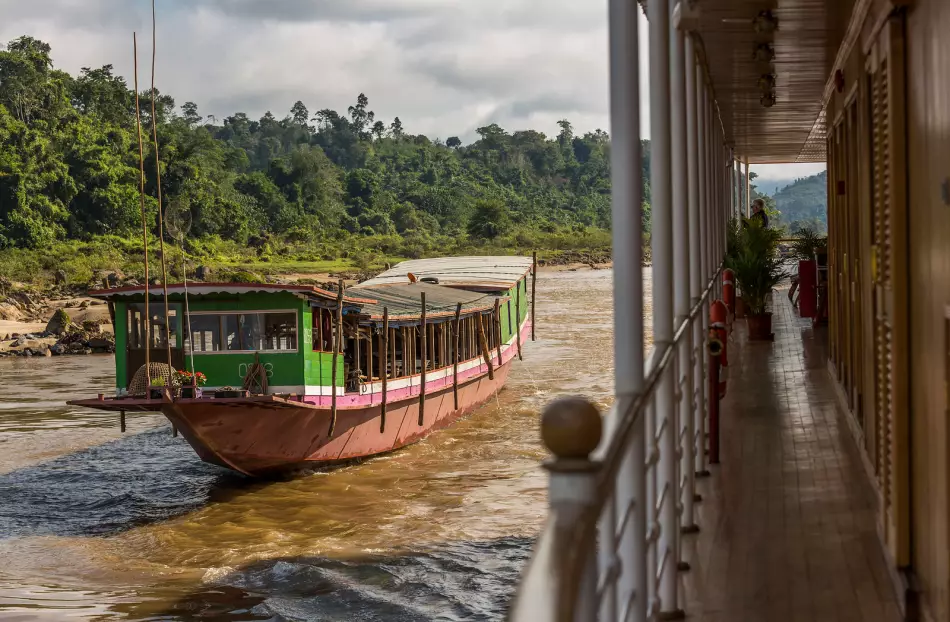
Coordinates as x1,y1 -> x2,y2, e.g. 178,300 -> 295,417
149,377 -> 168,400
174,370 -> 207,399
727,220 -> 787,340
789,227 -> 827,318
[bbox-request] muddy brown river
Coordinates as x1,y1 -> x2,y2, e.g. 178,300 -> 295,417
0,270 -> 652,621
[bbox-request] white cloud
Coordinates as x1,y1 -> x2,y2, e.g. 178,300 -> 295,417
0,0 -> 825,170
751,163 -> 827,181
0,0 -> 625,142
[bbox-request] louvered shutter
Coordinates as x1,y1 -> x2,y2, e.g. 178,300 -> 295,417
868,15 -> 909,567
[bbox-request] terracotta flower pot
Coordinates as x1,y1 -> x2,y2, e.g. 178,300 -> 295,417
735,296 -> 747,319
747,312 -> 773,341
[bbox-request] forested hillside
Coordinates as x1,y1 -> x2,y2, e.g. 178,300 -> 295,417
0,36 -> 654,285
0,35 -> 823,287
770,171 -> 828,233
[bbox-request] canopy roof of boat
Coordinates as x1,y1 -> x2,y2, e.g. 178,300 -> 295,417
87,283 -> 377,306
356,256 -> 533,291
348,282 -> 507,322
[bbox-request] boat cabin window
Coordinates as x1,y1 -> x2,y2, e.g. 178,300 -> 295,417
312,307 -> 333,352
184,311 -> 298,353
127,304 -> 179,349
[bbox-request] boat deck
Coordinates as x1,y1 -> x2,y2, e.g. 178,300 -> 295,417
682,292 -> 902,621
66,394 -> 320,413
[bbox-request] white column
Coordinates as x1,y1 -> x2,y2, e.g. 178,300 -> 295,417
684,32 -> 700,533
717,140 -> 724,275
670,0 -> 692,597
735,154 -> 742,222
716,126 -> 723,275
695,63 -> 709,478
713,105 -> 719,277
745,159 -> 751,217
607,0 -> 645,619
649,0 -> 677,615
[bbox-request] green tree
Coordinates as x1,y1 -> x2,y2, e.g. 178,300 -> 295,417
347,93 -> 374,140
290,100 -> 309,127
466,199 -> 511,240
180,101 -> 202,126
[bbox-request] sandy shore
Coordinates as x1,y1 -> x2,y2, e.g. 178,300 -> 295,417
539,262 -> 613,272
0,320 -> 47,334
0,297 -> 113,345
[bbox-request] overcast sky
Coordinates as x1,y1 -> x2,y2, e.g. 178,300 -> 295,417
0,0 -> 824,181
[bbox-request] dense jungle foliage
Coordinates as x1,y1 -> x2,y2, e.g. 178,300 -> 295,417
0,35 -> 821,285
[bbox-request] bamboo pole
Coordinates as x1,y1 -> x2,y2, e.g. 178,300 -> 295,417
381,308 -> 388,433
476,313 -> 494,380
366,325 -> 372,398
531,251 -> 537,341
428,323 -> 435,367
507,300 -> 514,351
150,0 -> 173,374
132,33 -> 151,386
494,299 -> 503,365
329,279 -> 343,437
355,322 -> 361,379
452,303 -> 462,410
515,281 -> 523,361
419,293 -> 427,426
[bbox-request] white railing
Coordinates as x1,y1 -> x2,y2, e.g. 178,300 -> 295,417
507,267 -> 721,622
508,0 -> 732,619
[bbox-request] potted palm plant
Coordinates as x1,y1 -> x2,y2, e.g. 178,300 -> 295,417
727,220 -> 787,340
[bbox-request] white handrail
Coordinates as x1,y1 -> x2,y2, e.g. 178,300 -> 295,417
507,266 -> 723,622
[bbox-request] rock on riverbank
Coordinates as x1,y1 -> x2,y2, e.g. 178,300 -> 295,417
0,312 -> 115,358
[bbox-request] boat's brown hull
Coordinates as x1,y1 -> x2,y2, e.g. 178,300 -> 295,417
160,360 -> 513,476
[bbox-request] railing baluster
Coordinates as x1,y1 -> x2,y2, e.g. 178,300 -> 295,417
598,407 -> 619,622
645,399 -> 658,613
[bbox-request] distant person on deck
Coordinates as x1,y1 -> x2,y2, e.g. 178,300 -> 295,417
751,198 -> 769,228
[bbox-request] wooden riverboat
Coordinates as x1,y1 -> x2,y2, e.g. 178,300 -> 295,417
68,257 -> 535,476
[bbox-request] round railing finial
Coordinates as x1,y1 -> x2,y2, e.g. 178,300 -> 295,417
541,396 -> 602,460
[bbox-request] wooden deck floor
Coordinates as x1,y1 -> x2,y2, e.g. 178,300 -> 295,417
680,292 -> 902,621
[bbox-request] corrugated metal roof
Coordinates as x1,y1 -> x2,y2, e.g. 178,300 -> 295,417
88,283 -> 377,305
357,256 -> 533,291
347,282 -> 505,322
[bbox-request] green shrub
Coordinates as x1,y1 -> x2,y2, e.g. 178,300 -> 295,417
790,227 -> 827,261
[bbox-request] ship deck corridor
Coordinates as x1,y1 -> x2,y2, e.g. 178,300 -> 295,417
682,291 -> 901,621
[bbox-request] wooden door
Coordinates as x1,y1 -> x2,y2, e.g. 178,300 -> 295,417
867,14 -> 910,566
847,97 -> 864,422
